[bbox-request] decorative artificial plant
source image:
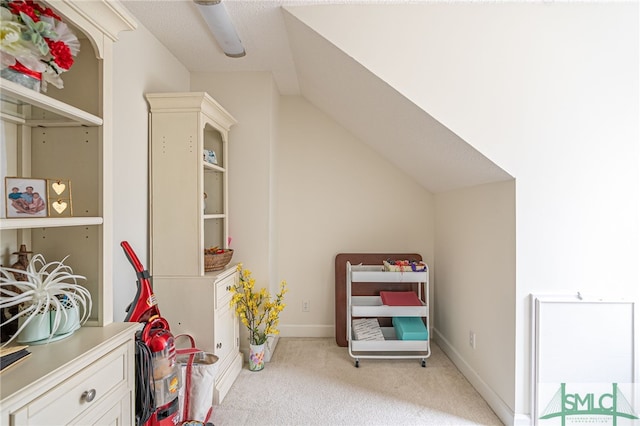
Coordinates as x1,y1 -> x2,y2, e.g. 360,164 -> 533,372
0,254 -> 92,346
0,0 -> 80,89
229,263 -> 287,345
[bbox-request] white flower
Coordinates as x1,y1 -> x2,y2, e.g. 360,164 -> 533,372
0,8 -> 33,68
1,1 -> 80,90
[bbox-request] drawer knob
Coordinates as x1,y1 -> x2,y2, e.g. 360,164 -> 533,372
82,389 -> 97,403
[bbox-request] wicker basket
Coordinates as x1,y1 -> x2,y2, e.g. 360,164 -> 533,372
204,249 -> 234,272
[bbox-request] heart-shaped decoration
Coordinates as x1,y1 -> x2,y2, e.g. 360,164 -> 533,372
52,182 -> 66,195
52,200 -> 68,214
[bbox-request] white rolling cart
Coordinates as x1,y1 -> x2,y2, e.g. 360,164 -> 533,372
346,261 -> 430,367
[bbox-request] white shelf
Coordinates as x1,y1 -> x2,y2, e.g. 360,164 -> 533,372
203,162 -> 225,173
204,214 -> 225,220
0,217 -> 103,230
148,92 -> 236,277
351,296 -> 427,317
350,265 -> 427,283
0,79 -> 102,127
350,327 -> 429,352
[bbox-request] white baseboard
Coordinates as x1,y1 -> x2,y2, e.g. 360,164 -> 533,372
433,328 -> 530,426
279,324 -> 334,337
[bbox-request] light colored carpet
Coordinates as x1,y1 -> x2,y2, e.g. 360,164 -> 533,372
211,338 -> 503,426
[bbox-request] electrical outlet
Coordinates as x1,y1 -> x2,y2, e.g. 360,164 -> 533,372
302,300 -> 310,312
469,331 -> 476,349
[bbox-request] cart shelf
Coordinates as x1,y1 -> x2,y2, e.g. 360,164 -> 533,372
350,328 -> 429,352
350,265 -> 427,283
351,296 -> 427,317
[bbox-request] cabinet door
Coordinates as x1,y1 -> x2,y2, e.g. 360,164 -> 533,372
153,276 -> 216,353
215,304 -> 238,372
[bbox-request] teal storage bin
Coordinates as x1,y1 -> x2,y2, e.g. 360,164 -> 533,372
393,317 -> 428,340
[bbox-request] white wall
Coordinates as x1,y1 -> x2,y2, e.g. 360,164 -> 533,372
434,180 -> 516,416
112,22 -> 190,321
111,11 -> 435,341
189,72 -> 437,335
276,96 -> 434,334
111,6 -> 637,422
286,2 -> 638,420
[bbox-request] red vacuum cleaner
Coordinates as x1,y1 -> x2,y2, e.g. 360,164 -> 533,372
121,241 -> 181,426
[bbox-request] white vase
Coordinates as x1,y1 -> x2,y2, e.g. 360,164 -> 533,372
1,65 -> 41,92
17,311 -> 50,343
249,343 -> 266,371
51,303 -> 80,335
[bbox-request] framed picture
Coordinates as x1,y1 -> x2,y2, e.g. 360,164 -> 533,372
5,177 -> 48,218
47,179 -> 73,217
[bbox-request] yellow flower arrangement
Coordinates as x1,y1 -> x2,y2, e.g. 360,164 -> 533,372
229,263 -> 287,346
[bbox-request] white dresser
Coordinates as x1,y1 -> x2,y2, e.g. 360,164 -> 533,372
0,323 -> 139,425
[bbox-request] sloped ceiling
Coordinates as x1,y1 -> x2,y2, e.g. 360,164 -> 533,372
282,7 -> 511,193
122,1 -> 512,193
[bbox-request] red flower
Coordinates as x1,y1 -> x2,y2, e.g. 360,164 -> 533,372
8,1 -> 39,22
47,40 -> 74,70
7,1 -> 62,22
34,3 -> 61,21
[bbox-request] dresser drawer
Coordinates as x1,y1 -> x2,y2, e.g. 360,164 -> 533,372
11,342 -> 129,425
215,271 -> 236,309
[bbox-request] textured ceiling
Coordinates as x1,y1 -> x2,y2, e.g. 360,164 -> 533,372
122,0 -> 312,95
122,0 -> 512,192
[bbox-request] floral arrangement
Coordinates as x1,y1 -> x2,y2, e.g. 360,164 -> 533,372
0,0 -> 80,89
0,254 -> 92,346
229,264 -> 286,346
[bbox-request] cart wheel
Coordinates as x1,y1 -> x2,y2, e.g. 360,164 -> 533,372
421,359 -> 426,368
355,359 -> 360,368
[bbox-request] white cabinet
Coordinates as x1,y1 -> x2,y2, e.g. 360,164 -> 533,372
346,262 -> 431,367
0,0 -> 136,327
146,92 -> 242,403
153,269 -> 243,404
0,2 -> 137,424
146,92 -> 236,276
0,322 -> 139,425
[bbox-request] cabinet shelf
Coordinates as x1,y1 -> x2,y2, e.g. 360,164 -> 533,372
0,79 -> 102,127
204,214 -> 225,220
0,217 -> 103,230
204,162 -> 225,173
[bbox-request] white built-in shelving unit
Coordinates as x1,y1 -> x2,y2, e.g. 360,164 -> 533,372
0,1 -> 138,423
